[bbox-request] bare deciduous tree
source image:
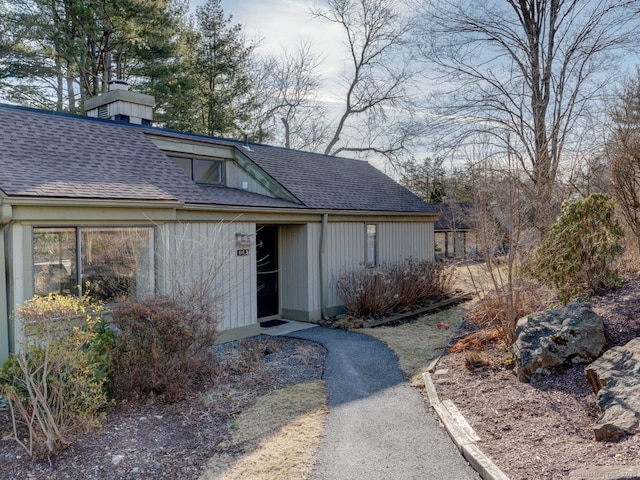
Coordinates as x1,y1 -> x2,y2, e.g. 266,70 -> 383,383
414,0 -> 640,231
253,42 -> 330,150
609,71 -> 640,255
311,0 -> 422,163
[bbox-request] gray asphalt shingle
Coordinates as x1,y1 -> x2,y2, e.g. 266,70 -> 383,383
0,104 -> 436,214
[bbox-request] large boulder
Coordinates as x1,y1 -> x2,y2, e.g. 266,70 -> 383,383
585,337 -> 640,441
513,303 -> 606,383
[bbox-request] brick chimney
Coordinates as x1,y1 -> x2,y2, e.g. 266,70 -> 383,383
84,80 -> 154,125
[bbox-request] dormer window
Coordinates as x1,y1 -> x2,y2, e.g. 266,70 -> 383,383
170,155 -> 224,186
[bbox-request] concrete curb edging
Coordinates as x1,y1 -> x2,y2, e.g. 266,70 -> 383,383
423,371 -> 511,480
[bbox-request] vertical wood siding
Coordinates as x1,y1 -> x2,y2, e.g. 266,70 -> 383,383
159,222 -> 256,331
280,225 -> 309,312
377,222 -> 434,263
324,221 -> 434,309
7,224 -> 26,345
325,223 -> 366,308
306,223 -> 321,314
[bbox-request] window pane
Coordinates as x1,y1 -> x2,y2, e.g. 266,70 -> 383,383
81,227 -> 154,303
169,156 -> 192,178
193,159 -> 222,185
366,224 -> 377,266
33,228 -> 77,296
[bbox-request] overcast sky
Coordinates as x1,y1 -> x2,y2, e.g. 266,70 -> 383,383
189,0 -> 346,100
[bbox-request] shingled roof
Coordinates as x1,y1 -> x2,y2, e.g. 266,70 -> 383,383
434,203 -> 472,231
0,104 -> 437,214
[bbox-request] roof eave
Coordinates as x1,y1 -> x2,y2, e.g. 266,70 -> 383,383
181,203 -> 439,218
4,196 -> 183,209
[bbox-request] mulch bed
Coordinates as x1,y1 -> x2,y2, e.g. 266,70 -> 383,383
433,276 -> 640,479
0,336 -> 326,480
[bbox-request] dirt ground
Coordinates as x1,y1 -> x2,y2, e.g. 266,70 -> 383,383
434,276 -> 640,479
0,336 -> 326,480
4,274 -> 640,479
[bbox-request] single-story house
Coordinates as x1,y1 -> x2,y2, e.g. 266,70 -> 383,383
434,203 -> 475,258
0,85 -> 438,362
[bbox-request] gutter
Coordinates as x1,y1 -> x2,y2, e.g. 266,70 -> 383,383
0,201 -> 11,361
6,197 -> 182,209
0,203 -> 11,226
319,213 -> 328,320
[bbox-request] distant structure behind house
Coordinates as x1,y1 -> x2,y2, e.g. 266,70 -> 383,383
434,203 -> 476,258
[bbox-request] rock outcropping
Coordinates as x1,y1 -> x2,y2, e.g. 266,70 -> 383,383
513,304 -> 606,383
585,337 -> 640,441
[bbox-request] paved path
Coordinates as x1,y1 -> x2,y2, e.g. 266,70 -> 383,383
286,327 -> 480,480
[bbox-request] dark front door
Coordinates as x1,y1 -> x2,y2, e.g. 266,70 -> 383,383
256,225 -> 279,318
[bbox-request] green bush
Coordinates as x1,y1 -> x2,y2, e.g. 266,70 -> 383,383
0,294 -> 111,457
525,193 -> 624,303
109,296 -> 220,402
335,258 -> 452,318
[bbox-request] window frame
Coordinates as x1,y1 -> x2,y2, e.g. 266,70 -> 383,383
169,155 -> 225,186
366,224 -> 378,267
32,225 -> 156,303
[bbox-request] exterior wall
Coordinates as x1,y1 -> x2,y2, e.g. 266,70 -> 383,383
6,223 -> 30,348
324,221 -> 435,312
280,224 -> 322,321
0,207 -> 437,362
2,219 -> 260,362
0,227 -> 10,360
158,222 -> 258,334
225,162 -> 275,197
325,222 -> 366,310
378,222 -> 434,263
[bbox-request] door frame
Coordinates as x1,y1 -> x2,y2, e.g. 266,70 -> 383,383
256,224 -> 280,319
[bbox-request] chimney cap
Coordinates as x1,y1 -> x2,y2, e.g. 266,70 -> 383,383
108,79 -> 129,91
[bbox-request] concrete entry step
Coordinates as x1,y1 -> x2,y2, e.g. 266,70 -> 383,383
259,319 -> 318,336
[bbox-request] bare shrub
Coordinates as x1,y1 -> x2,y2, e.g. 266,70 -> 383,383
0,294 -> 110,457
108,222 -> 229,402
465,282 -> 550,344
335,258 -> 452,317
159,223 -> 229,321
110,296 -> 219,402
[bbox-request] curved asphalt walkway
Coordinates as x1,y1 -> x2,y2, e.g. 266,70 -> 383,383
286,327 -> 480,480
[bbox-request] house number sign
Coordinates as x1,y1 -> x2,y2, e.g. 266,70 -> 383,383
236,233 -> 252,256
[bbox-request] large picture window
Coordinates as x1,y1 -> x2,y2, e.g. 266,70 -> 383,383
33,227 -> 154,303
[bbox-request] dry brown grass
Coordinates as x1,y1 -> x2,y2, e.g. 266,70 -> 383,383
616,228 -> 640,275
449,328 -> 503,353
462,350 -> 503,370
200,380 -> 328,480
448,259 -> 555,349
362,305 -> 471,384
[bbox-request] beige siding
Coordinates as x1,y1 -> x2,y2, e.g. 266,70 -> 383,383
306,223 -> 322,315
323,221 -> 434,310
6,223 -> 31,346
159,222 -> 256,331
325,222 -> 366,308
279,223 -> 323,319
225,162 -> 275,197
377,222 -> 434,263
280,225 -> 309,312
